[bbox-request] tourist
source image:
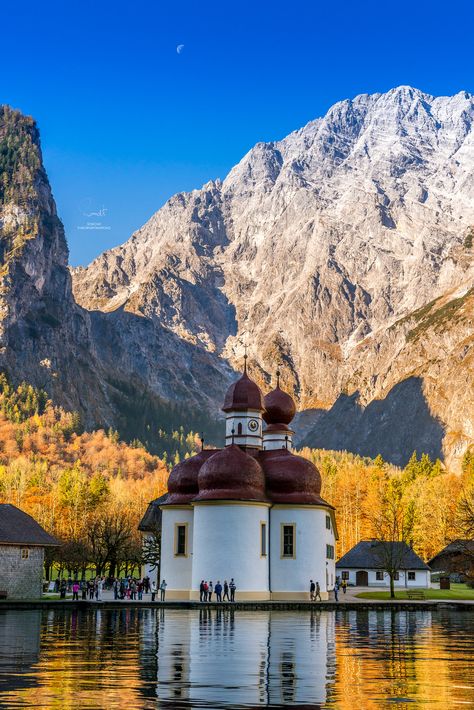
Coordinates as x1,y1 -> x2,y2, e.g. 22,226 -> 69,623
333,582 -> 339,602
72,580 -> 80,600
199,580 -> 205,602
81,580 -> 87,600
215,580 -> 222,602
137,580 -> 143,600
310,579 -> 316,601
119,579 -> 125,599
97,577 -> 104,602
315,582 -> 322,602
342,579 -> 347,594
88,580 -> 94,600
223,580 -> 229,601
203,581 -> 209,601
208,581 -> 213,602
144,576 -> 150,593
54,578 -> 60,593
229,578 -> 236,602
60,579 -> 67,599
130,580 -> 137,600
151,580 -> 157,602
160,579 -> 167,601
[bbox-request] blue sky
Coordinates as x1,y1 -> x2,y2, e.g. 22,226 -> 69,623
2,0 -> 474,265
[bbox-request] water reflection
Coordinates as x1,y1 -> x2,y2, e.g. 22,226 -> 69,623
0,607 -> 472,708
151,608 -> 334,707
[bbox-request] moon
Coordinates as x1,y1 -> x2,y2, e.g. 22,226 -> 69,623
176,44 -> 184,55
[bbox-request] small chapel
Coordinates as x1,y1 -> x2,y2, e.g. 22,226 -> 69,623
140,362 -> 337,600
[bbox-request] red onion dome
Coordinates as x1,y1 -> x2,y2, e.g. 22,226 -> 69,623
195,445 -> 267,502
166,449 -> 218,505
259,449 -> 323,505
222,371 -> 265,412
263,385 -> 296,426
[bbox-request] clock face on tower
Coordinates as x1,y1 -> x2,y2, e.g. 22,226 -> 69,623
248,419 -> 259,433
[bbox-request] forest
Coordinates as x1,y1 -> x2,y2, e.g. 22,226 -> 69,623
0,374 -> 472,577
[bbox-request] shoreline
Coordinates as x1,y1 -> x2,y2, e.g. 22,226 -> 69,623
0,599 -> 473,612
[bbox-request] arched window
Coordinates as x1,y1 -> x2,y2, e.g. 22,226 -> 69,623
237,423 -> 242,435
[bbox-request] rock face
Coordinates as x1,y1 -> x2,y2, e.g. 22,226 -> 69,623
72,87 -> 474,469
0,107 -> 226,444
2,89 -> 474,468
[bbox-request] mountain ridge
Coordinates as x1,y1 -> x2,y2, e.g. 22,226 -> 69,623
2,87 -> 474,468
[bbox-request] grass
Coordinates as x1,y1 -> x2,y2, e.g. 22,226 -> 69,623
356,583 -> 474,601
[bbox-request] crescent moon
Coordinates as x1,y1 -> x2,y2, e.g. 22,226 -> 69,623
177,44 -> 184,54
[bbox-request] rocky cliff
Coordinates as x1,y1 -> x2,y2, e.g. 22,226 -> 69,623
0,107 -> 224,447
72,87 -> 474,469
2,88 -> 474,468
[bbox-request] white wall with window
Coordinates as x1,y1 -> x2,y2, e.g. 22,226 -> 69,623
336,568 -> 430,588
270,506 -> 336,600
160,507 -> 194,598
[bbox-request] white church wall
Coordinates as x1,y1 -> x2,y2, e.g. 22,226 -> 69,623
160,507 -> 194,599
270,507 -> 335,600
225,410 -> 263,448
191,502 -> 270,599
262,429 -> 294,451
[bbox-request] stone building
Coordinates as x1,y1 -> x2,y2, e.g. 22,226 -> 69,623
140,363 -> 337,600
0,504 -> 59,599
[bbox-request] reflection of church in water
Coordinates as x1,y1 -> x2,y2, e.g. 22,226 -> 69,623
145,608 -> 336,707
142,362 -> 337,600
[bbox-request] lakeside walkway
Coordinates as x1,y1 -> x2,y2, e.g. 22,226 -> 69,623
1,587 -> 473,611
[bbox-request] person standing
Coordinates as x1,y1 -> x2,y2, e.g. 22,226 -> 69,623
310,579 -> 316,601
215,581 -> 222,602
342,579 -> 347,594
223,580 -> 229,601
97,577 -> 104,602
72,581 -> 80,601
199,580 -> 205,602
229,578 -> 236,602
160,579 -> 167,601
151,580 -> 157,602
208,581 -> 213,602
203,581 -> 209,602
81,580 -> 87,600
315,582 -> 322,602
137,580 -> 143,600
333,582 -> 339,602
113,578 -> 119,600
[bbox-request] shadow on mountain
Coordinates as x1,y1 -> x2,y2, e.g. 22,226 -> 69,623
301,377 -> 445,467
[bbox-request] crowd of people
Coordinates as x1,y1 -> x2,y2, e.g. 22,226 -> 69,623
54,576 -> 156,601
199,579 -> 236,602
54,576 -> 347,602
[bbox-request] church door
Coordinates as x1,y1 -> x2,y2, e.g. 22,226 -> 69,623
356,570 -> 369,586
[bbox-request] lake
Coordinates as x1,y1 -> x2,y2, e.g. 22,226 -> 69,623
0,607 -> 473,708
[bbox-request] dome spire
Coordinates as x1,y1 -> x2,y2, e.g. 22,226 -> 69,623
243,344 -> 248,373
276,366 -> 281,388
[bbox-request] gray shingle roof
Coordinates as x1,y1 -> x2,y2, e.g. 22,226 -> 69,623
0,504 -> 59,546
336,540 -> 430,570
138,493 -> 168,532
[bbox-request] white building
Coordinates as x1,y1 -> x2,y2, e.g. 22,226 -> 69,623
336,540 -> 431,588
141,364 -> 337,600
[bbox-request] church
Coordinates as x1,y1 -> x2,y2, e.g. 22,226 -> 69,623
140,362 -> 337,600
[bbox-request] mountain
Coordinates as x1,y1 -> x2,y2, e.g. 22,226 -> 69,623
0,106 -> 224,447
2,88 -> 474,468
72,86 -> 474,469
